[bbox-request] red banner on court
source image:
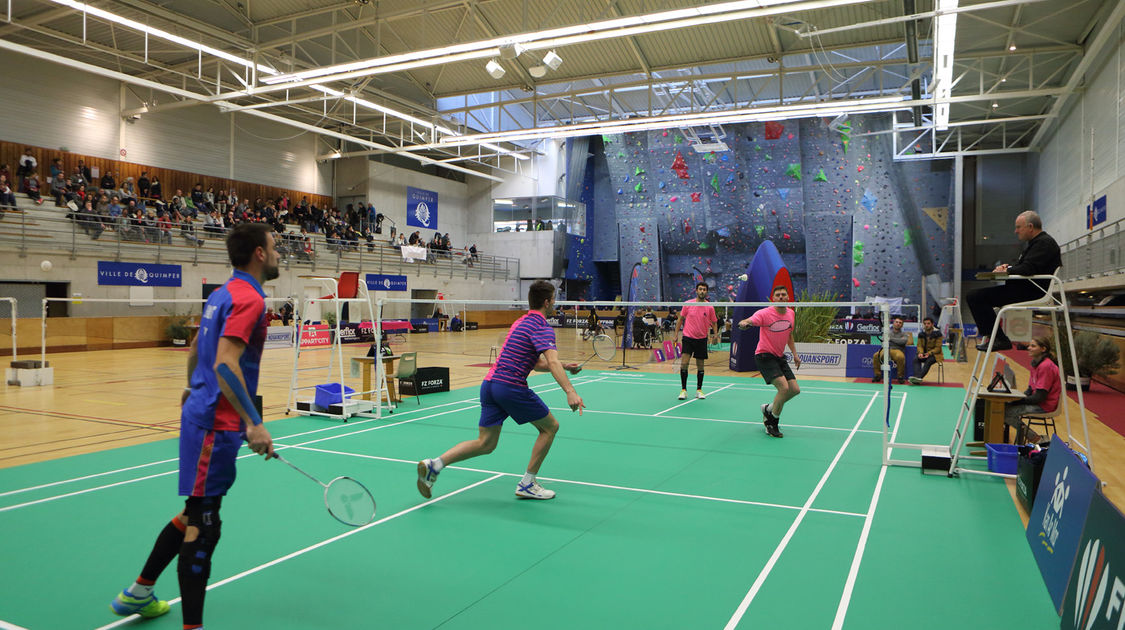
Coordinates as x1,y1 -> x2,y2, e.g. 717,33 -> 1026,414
299,324 -> 332,348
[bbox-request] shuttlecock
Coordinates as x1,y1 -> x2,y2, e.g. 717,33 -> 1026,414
738,274 -> 748,282
40,260 -> 53,271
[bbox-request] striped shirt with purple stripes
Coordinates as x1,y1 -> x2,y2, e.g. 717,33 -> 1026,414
485,310 -> 557,388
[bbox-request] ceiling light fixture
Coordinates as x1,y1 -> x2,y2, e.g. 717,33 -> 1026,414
932,0 -> 959,131
543,50 -> 563,70
1009,44 -> 1017,51
992,101 -> 999,108
485,59 -> 506,79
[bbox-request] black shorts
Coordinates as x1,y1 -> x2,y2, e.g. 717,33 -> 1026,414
756,353 -> 795,384
681,336 -> 708,359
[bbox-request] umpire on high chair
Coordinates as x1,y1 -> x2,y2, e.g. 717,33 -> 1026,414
966,210 -> 1060,352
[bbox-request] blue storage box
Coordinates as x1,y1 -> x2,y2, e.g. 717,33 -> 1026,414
986,443 -> 1019,474
314,383 -> 354,408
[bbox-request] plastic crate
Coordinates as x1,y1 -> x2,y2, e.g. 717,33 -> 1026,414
986,443 -> 1019,475
314,383 -> 355,409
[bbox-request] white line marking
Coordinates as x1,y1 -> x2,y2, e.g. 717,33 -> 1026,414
549,407 -> 884,434
723,391 -> 880,630
654,383 -> 734,416
292,445 -> 868,518
93,473 -> 504,630
0,620 -> 30,630
592,378 -> 904,398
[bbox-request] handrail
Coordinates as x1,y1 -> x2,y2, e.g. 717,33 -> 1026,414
0,205 -> 520,281
1058,216 -> 1124,282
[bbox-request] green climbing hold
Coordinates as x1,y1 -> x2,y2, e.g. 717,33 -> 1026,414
903,229 -> 912,245
710,174 -> 720,193
755,225 -> 765,237
635,166 -> 645,176
853,251 -> 865,265
634,182 -> 644,193
785,164 -> 802,180
814,168 -> 828,182
698,242 -> 710,250
853,241 -> 864,252
764,154 -> 772,161
602,134 -> 612,143
674,134 -> 683,144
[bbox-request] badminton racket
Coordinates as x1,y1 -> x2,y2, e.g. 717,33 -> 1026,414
577,333 -> 617,367
273,453 -> 376,527
737,319 -> 792,332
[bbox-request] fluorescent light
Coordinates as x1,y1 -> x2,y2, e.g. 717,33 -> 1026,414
493,199 -> 514,205
932,0 -> 959,130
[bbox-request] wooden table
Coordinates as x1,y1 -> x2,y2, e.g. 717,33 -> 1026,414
350,355 -> 400,403
974,390 -> 1025,446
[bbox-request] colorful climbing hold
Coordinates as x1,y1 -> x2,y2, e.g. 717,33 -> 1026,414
785,164 -> 802,180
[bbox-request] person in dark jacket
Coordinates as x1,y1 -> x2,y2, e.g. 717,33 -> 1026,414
967,211 -> 1060,351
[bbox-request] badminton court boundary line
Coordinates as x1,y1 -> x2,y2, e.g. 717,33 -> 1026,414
94,473 -> 505,630
292,445 -> 868,518
592,378 -> 904,399
654,383 -> 734,416
723,391 -> 880,630
0,376 -> 601,501
831,391 -> 907,629
549,407 -> 884,434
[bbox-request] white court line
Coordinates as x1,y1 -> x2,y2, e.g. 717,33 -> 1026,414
654,383 -> 734,416
831,392 -> 907,629
550,407 -> 884,435
94,473 -> 504,630
0,620 -> 30,630
723,391 -> 880,630
0,376 -> 600,503
593,378 -> 903,399
590,374 -> 910,394
292,445 -> 868,519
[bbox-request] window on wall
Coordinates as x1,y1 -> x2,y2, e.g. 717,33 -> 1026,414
493,196 -> 585,236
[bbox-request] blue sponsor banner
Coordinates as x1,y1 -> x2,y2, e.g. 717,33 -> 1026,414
365,274 -> 408,292
406,186 -> 438,229
1028,435 -> 1100,613
845,344 -> 917,378
97,261 -> 182,287
1060,490 -> 1125,629
1086,194 -> 1107,230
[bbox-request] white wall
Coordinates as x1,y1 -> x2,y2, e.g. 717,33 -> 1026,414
1032,21 -> 1125,245
0,52 -> 325,195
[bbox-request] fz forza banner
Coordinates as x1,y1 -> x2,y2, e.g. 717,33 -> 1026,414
1061,490 -> 1125,629
406,186 -> 438,229
97,261 -> 182,287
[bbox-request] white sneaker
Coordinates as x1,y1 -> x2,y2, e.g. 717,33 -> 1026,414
696,390 -> 706,399
678,389 -> 687,400
416,459 -> 440,499
515,480 -> 556,500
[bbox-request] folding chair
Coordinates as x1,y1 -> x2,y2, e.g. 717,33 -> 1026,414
396,352 -> 420,405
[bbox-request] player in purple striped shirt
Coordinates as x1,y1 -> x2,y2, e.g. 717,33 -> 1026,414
416,280 -> 584,500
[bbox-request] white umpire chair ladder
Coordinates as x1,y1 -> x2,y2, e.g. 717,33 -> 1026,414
287,276 -> 378,420
946,273 -> 1092,477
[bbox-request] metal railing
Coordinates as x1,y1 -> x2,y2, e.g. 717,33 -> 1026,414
1060,217 -> 1124,283
0,204 -> 519,281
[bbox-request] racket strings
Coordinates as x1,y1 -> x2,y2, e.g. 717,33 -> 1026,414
324,477 -> 377,527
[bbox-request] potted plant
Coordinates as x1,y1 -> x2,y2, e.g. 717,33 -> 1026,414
1057,331 -> 1120,390
793,289 -> 839,343
166,314 -> 192,346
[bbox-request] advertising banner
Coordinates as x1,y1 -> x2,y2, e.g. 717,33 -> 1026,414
1060,490 -> 1125,628
299,324 -> 332,348
97,261 -> 182,287
338,322 -> 375,344
845,344 -> 919,379
781,342 -> 847,377
406,186 -> 438,229
1028,435 -> 1101,612
365,274 -> 408,292
264,326 -> 294,349
400,245 -> 427,263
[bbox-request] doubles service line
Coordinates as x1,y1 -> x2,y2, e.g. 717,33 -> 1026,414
93,473 -> 505,630
654,383 -> 734,416
722,391 -> 880,630
590,378 -> 907,398
550,406 -> 883,434
831,391 -> 907,630
0,377 -> 602,510
291,445 -> 868,518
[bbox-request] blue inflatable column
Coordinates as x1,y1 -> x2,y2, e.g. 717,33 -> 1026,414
729,241 -> 794,372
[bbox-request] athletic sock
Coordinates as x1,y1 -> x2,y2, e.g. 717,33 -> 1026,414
680,369 -> 688,390
431,457 -> 444,473
696,370 -> 704,390
126,582 -> 154,598
520,472 -> 536,486
138,517 -> 187,585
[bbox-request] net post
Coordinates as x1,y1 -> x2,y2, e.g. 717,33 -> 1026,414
40,297 -> 47,366
881,302 -> 891,466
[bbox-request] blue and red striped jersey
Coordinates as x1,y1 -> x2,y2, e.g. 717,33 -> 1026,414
485,310 -> 557,388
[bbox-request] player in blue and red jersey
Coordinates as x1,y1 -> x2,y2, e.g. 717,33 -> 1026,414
417,280 -> 584,500
108,223 -> 280,629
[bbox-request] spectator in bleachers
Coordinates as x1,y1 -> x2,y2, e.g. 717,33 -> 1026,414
149,175 -> 162,200
25,172 -> 43,205
470,243 -> 478,264
69,167 -> 87,190
170,190 -> 187,216
119,178 -> 136,205
107,195 -> 122,218
137,171 -> 150,198
100,170 -> 116,195
74,199 -> 100,239
0,164 -> 11,189
408,230 -> 420,245
0,174 -> 16,213
394,233 -> 406,247
190,183 -> 205,212
303,236 -> 314,259
442,232 -> 452,253
77,159 -> 92,183
155,210 -> 173,244
51,173 -> 68,206
216,189 -> 228,213
17,149 -> 37,192
49,158 -> 63,180
203,186 -> 216,213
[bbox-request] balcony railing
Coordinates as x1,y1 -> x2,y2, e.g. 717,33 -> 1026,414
1060,217 -> 1124,284
0,205 -> 519,281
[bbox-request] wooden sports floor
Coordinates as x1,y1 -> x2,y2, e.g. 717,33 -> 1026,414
1,327 -> 1121,629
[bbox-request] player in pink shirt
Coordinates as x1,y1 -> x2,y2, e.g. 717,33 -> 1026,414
674,282 -> 719,400
1004,335 -> 1061,444
738,285 -> 801,438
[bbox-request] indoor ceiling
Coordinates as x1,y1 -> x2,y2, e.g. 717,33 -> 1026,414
1,0 -> 1121,179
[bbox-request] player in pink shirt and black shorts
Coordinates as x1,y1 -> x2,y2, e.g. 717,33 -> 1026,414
674,282 -> 719,400
738,285 -> 802,438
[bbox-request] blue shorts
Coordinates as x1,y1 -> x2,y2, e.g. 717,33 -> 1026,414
179,422 -> 243,497
479,380 -> 550,427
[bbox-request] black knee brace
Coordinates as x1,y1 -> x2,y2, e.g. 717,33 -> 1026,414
179,496 -> 222,581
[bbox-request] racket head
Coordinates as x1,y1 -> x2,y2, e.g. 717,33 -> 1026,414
323,476 -> 377,527
592,334 -> 617,360
767,319 -> 792,332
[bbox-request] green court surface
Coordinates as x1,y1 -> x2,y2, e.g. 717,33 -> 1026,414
0,372 -> 1058,629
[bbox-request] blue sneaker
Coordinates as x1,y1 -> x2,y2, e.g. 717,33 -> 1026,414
110,590 -> 170,618
416,459 -> 440,499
